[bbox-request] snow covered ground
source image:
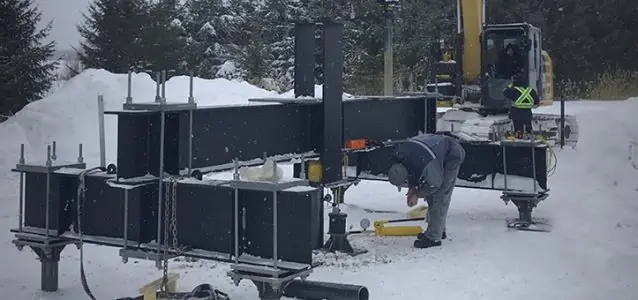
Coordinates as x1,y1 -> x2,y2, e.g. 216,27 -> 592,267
1,69 -> 637,299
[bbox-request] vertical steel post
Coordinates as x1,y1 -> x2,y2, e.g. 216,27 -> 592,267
321,21 -> 345,184
294,23 -> 316,98
98,95 -> 106,168
502,143 -> 508,190
560,97 -> 565,149
233,159 -> 240,263
126,70 -> 133,104
155,72 -> 161,103
188,73 -> 194,176
18,144 -> 25,231
123,189 -> 129,252
272,191 -> 278,271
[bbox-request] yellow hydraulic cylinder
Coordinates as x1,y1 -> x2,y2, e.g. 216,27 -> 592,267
306,160 -> 322,183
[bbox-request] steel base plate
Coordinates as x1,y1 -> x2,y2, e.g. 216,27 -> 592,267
506,217 -> 552,232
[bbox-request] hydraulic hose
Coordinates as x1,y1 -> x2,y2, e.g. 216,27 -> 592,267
282,280 -> 369,300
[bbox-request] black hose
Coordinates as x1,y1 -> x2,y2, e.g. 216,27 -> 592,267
282,280 -> 369,300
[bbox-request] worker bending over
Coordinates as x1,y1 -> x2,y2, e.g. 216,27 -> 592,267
503,73 -> 540,138
387,133 -> 465,249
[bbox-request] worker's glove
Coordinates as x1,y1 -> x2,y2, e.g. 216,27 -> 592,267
406,187 -> 418,207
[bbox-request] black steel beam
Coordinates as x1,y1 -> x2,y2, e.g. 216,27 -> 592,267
321,22 -> 345,184
294,23 -> 316,98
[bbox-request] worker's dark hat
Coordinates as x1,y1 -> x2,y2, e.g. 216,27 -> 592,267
388,163 -> 408,187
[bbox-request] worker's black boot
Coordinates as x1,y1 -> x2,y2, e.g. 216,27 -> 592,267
418,231 -> 446,240
413,236 -> 442,249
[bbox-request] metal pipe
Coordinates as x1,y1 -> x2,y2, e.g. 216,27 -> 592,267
51,141 -> 57,161
18,171 -> 23,231
233,159 -> 239,263
123,189 -> 129,252
155,72 -> 161,103
98,95 -> 106,168
188,72 -> 194,175
502,142 -> 508,190
77,144 -> 84,163
188,73 -> 194,104
560,97 -> 565,149
272,191 -> 278,270
283,280 -> 370,300
531,135 -> 537,194
19,143 -> 25,164
156,106 -> 166,268
46,145 -> 52,167
45,171 -> 51,240
456,0 -> 461,33
482,0 -> 487,28
126,70 -> 133,104
18,144 -> 24,231
161,70 -> 167,103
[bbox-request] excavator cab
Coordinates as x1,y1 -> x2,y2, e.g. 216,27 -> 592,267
480,23 -> 543,112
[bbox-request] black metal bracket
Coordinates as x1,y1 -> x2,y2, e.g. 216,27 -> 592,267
501,192 -> 551,232
320,183 -> 368,256
12,236 -> 79,292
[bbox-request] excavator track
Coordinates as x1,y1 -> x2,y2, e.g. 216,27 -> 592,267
437,109 -> 579,147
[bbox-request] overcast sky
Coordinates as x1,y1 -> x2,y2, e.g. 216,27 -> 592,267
34,0 -> 91,50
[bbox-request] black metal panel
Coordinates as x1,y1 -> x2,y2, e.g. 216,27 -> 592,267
321,22 -> 345,184
343,98 -> 426,141
354,141 -> 548,191
181,104 -> 316,169
79,175 -> 152,242
117,113 -> 151,179
497,146 -> 548,189
147,112 -> 181,176
23,172 -> 72,235
294,23 -> 316,98
174,183 -> 235,256
240,188 -> 322,265
117,111 -> 180,179
426,97 -> 437,133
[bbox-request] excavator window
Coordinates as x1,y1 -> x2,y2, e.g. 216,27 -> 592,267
485,30 -> 526,80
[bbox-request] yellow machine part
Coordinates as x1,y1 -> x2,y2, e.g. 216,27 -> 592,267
374,221 -> 423,236
139,273 -> 180,300
373,205 -> 428,237
307,160 -> 322,183
540,50 -> 554,106
460,0 -> 483,83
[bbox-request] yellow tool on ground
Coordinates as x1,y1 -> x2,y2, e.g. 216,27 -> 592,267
373,205 -> 428,237
139,273 -> 180,300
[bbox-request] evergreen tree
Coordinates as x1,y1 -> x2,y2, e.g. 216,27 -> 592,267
259,0 -> 307,91
0,0 -> 57,120
182,0 -> 243,78
142,0 -> 188,73
76,0 -> 147,73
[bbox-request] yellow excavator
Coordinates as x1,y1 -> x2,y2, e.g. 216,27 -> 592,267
429,0 -> 578,146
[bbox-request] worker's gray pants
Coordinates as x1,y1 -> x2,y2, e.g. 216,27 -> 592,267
423,153 -> 464,242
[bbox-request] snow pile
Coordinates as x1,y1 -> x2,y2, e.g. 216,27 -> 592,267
238,158 -> 284,182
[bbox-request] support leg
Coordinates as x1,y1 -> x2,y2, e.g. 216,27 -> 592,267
252,281 -> 282,300
29,243 -> 68,292
502,193 -> 551,232
321,186 -> 367,256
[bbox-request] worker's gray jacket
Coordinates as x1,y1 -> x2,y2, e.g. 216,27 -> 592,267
392,134 -> 465,197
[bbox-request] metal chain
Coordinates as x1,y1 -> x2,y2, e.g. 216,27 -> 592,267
171,178 -> 180,254
161,178 -> 170,293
